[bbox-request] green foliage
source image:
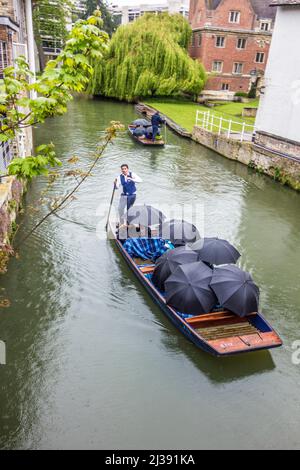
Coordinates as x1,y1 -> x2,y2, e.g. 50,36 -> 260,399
8,144 -> 62,179
76,0 -> 118,36
248,85 -> 257,99
32,0 -> 71,46
89,13 -> 206,101
0,12 -> 109,179
235,92 -> 248,97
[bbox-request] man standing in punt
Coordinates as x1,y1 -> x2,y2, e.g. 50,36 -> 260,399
151,111 -> 165,142
114,164 -> 142,225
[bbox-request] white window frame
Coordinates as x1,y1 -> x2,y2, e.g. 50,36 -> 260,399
222,83 -> 230,91
212,61 -> 223,73
215,36 -> 225,48
260,21 -> 271,32
229,11 -> 240,24
255,52 -> 265,64
233,62 -> 243,74
237,38 -> 247,49
0,42 -> 8,78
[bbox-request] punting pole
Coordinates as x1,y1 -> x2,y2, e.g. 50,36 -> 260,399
105,183 -> 116,231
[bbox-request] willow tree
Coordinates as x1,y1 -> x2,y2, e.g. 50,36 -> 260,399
89,13 -> 206,101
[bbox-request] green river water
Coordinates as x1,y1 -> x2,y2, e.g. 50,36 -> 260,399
0,98 -> 300,449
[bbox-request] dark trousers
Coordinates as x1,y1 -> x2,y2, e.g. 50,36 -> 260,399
152,125 -> 159,141
118,194 -> 136,224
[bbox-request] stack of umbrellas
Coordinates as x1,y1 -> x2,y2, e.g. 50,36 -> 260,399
132,119 -> 151,127
124,208 -> 259,317
152,235 -> 259,317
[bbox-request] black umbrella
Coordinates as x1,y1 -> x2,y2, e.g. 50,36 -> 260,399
132,119 -> 151,127
127,204 -> 166,227
160,219 -> 201,247
152,246 -> 198,291
191,237 -> 241,265
165,261 -> 217,315
210,265 -> 260,317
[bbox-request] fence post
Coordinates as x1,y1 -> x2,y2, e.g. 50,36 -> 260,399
241,122 -> 246,142
218,117 -> 222,135
207,111 -> 210,130
211,114 -> 214,132
227,120 -> 232,139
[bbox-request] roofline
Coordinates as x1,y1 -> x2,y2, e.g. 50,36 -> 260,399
270,1 -> 300,6
0,16 -> 20,32
192,26 -> 273,36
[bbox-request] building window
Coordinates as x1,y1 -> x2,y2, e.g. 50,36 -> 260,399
237,38 -> 247,49
215,36 -> 225,48
222,83 -> 229,91
260,21 -> 271,32
191,33 -> 196,47
233,62 -> 243,74
198,33 -> 202,47
0,42 -> 8,79
212,61 -> 223,73
128,12 -> 140,22
229,11 -> 240,23
255,52 -> 265,63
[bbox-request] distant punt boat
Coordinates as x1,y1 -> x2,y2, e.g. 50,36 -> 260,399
128,125 -> 165,147
107,220 -> 283,357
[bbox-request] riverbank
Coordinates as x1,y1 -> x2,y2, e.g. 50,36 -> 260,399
138,101 -> 300,192
0,177 -> 26,272
144,98 -> 258,133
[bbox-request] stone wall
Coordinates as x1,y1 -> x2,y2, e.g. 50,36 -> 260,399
192,126 -> 300,191
0,177 -> 26,247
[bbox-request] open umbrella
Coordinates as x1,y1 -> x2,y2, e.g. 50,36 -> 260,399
127,204 -> 166,227
132,119 -> 151,127
152,246 -> 198,291
210,265 -> 260,317
191,237 -> 241,266
165,261 -> 217,315
132,126 -> 146,136
160,219 -> 201,247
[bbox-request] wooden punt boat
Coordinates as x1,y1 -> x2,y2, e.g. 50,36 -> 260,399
128,125 -> 165,147
108,221 -> 283,357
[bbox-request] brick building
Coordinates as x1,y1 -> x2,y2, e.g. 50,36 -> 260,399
189,0 -> 276,96
0,0 -> 35,173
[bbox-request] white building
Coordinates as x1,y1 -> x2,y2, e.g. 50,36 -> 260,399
109,0 -> 189,25
254,0 -> 300,159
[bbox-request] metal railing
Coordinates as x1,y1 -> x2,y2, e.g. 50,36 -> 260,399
195,110 -> 256,142
12,42 -> 28,61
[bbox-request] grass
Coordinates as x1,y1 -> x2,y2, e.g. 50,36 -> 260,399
144,98 -> 259,133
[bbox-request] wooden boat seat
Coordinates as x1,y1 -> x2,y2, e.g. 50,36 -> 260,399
186,310 -> 256,325
139,265 -> 155,274
186,310 -> 260,341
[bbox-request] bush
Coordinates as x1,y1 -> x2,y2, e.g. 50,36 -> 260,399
235,92 -> 248,97
248,86 -> 257,99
